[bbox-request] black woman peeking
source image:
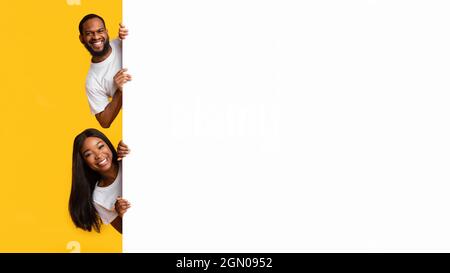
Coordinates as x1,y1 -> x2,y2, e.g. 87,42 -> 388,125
69,128 -> 130,233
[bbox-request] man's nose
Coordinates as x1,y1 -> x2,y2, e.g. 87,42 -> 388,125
93,32 -> 100,40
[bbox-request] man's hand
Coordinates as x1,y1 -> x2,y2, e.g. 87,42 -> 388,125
119,23 -> 128,40
113,68 -> 132,91
117,140 -> 130,161
115,197 -> 131,218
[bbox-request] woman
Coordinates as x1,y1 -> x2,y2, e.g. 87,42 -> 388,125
69,128 -> 130,233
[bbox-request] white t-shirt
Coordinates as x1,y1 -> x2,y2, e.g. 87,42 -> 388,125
85,39 -> 122,115
92,163 -> 122,224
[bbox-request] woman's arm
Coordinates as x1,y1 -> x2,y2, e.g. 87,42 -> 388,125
117,141 -> 130,161
110,216 -> 122,234
111,197 -> 131,234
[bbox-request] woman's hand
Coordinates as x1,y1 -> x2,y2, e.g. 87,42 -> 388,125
115,197 -> 131,218
117,140 -> 130,161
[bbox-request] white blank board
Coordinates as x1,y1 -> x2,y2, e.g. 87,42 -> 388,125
123,0 -> 450,252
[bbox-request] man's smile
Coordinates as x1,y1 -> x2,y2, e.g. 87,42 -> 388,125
90,39 -> 104,50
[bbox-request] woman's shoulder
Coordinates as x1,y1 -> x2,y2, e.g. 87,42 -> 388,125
92,187 -> 117,211
94,163 -> 122,191
92,165 -> 122,209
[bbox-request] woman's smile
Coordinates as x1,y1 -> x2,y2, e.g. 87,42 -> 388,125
81,136 -> 115,174
97,157 -> 107,166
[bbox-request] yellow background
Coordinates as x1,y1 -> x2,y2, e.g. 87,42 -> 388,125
1,0 -> 122,252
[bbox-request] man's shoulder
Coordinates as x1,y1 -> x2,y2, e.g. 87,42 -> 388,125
111,38 -> 122,47
111,38 -> 122,52
85,70 -> 101,88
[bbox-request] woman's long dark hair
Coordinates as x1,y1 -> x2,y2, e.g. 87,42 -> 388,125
69,128 -> 118,232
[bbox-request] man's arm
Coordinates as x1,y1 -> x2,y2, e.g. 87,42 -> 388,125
95,68 -> 131,128
95,89 -> 122,128
94,24 -> 130,128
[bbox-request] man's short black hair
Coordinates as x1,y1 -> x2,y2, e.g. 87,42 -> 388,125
79,14 -> 106,34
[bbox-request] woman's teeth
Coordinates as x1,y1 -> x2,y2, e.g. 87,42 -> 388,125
98,158 -> 108,167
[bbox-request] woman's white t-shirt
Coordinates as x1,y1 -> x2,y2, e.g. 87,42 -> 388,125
92,163 -> 122,224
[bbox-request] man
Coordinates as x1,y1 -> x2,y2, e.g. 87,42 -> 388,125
79,14 -> 132,128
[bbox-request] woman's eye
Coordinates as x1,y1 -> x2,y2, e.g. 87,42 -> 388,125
99,144 -> 104,149
84,153 -> 91,158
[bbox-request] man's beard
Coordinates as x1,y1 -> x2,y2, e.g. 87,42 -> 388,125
84,38 -> 111,58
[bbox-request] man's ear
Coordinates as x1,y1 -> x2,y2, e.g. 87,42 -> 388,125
79,34 -> 84,44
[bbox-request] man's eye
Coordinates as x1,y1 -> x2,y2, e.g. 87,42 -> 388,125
98,29 -> 104,33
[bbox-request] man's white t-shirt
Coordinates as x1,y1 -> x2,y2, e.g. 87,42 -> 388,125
85,39 -> 122,115
93,163 -> 122,224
